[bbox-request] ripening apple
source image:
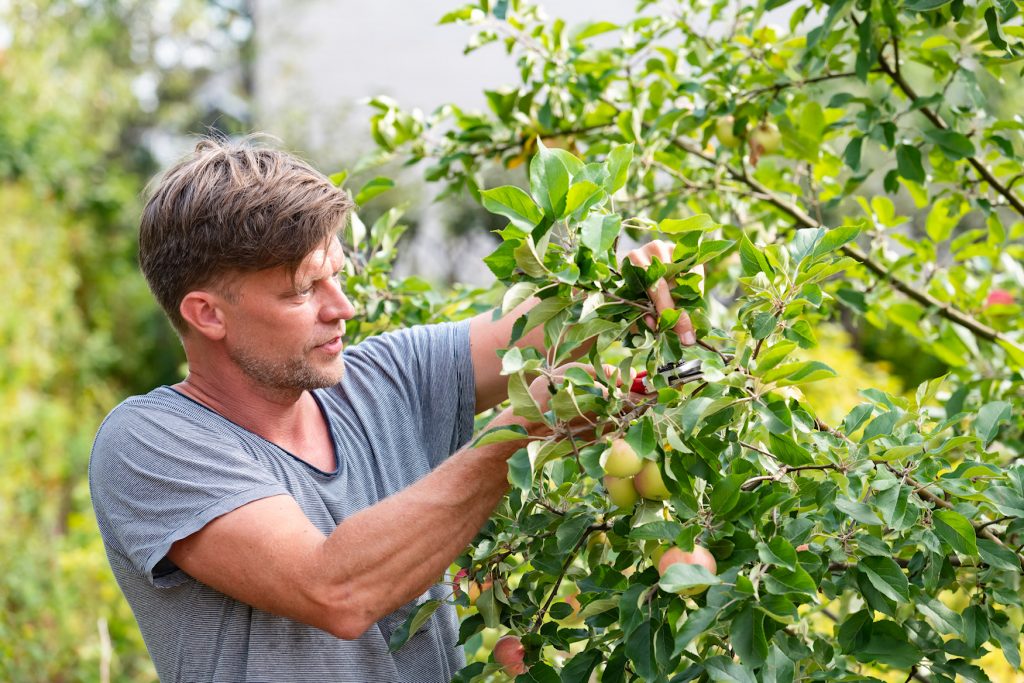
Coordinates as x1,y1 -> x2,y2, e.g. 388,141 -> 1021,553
749,122 -> 782,155
604,475 -> 639,509
658,544 -> 718,595
986,289 -> 1014,307
494,635 -> 528,676
603,438 -> 644,477
714,115 -> 743,148
558,592 -> 585,626
633,461 -> 671,500
467,577 -> 493,606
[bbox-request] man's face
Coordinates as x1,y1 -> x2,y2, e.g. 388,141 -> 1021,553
221,236 -> 355,393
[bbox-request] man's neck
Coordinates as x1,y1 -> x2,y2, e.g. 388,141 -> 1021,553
174,365 -> 317,448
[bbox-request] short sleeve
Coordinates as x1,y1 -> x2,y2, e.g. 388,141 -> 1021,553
338,320 -> 476,467
89,397 -> 288,587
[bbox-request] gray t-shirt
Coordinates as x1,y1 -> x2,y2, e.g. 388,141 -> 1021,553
89,321 -> 476,683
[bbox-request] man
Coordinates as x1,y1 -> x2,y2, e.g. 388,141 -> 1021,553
89,137 -> 695,682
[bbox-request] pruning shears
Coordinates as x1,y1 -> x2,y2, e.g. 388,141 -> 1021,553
630,359 -> 704,394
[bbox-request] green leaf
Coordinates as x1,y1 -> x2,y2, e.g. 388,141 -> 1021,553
625,620 -> 655,681
925,129 -> 976,161
860,556 -> 910,602
508,373 -> 543,422
354,176 -> 395,205
762,644 -> 795,683
761,360 -> 836,386
843,403 -> 874,433
835,497 -> 883,525
933,509 -> 979,556
810,225 -> 860,260
925,196 -> 962,243
756,341 -> 798,373
513,239 -> 549,277
740,234 -> 772,276
530,141 -> 570,218
985,7 -> 1009,51
704,656 -> 757,683
731,604 -> 768,667
659,563 -> 722,593
862,411 -> 899,441
985,486 -> 1024,517
580,213 -> 620,254
763,565 -> 817,596
565,180 -> 602,216
750,311 -> 777,340
556,513 -> 594,553
388,599 -> 442,651
896,144 -> 926,184
838,610 -> 874,653
975,401 -> 1012,446
673,606 -> 720,656
757,536 -> 798,571
629,521 -> 684,541
484,240 -> 521,279
977,538 -> 1021,572
605,143 -> 634,193
768,432 -> 813,466
659,214 -> 716,233
626,417 -> 657,458
507,448 -> 532,490
696,239 -> 735,264
855,620 -> 921,668
473,425 -> 528,447
480,185 -> 545,232
917,598 -> 964,635
560,650 -> 602,683
905,0 -> 952,10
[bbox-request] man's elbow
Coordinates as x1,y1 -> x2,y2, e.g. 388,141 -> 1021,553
325,615 -> 372,641
309,580 -> 376,641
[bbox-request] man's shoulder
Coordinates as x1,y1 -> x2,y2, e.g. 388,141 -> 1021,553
91,386 -> 238,465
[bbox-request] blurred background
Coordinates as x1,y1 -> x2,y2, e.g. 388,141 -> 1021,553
0,1 -> 949,680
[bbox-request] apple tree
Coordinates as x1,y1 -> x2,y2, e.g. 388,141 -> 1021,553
344,0 -> 1024,680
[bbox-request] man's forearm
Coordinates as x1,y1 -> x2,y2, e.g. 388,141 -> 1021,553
313,409 -> 534,638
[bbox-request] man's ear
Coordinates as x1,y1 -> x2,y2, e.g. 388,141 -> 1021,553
179,291 -> 228,341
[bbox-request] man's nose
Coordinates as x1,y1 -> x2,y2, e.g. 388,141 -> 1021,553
321,279 -> 356,322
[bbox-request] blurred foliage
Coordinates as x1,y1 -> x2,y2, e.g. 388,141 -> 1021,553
0,0 -> 250,680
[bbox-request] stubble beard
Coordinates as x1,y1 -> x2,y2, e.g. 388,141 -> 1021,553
228,343 -> 345,393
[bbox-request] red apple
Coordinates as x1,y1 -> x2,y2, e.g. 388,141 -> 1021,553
633,461 -> 671,501
658,544 -> 718,595
986,289 -> 1014,307
494,635 -> 528,676
604,438 -> 644,477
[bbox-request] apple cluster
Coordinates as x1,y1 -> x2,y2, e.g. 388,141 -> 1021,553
601,438 -> 671,507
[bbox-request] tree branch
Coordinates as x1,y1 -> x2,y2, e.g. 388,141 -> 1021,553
661,133 -> 1012,347
875,51 -> 1024,218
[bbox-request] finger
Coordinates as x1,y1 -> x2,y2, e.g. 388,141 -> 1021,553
627,249 -> 651,268
651,278 -> 696,346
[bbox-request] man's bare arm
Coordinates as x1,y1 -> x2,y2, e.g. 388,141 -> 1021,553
168,408 -> 534,640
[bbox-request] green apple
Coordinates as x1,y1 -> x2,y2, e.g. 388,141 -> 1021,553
714,115 -> 743,148
603,438 -> 644,477
658,544 -> 718,595
633,461 -> 671,500
604,475 -> 639,509
749,122 -> 782,154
